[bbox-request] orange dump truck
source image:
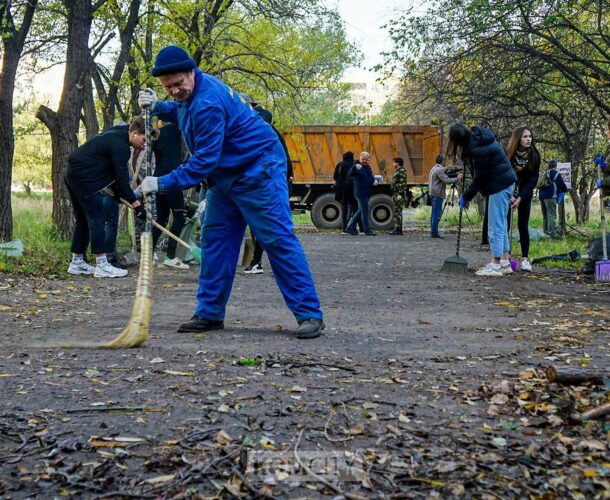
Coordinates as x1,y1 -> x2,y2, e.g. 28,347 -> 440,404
283,125 -> 443,229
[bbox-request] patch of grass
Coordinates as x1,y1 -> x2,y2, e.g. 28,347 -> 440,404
292,212 -> 312,225
1,193 -> 71,278
236,356 -> 262,367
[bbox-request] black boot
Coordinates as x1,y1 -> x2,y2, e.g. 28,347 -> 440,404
177,316 -> 224,333
295,319 -> 325,339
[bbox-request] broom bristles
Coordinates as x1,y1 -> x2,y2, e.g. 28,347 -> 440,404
102,232 -> 154,348
440,255 -> 469,275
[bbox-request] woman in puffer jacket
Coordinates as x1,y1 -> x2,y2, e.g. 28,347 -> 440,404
447,124 -> 517,277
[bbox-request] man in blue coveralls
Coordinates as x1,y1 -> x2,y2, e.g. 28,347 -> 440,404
137,45 -> 324,339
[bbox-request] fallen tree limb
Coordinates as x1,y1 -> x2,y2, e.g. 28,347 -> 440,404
546,366 -> 607,386
578,402 -> 610,422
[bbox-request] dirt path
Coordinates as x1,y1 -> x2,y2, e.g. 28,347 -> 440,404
1,231 -> 608,498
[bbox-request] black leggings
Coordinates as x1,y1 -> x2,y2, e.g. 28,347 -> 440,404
152,190 -> 187,259
507,196 -> 532,257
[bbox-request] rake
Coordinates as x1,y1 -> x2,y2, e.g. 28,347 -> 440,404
103,106 -> 155,349
440,174 -> 468,275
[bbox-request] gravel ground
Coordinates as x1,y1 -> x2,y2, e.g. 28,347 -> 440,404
1,230 -> 608,498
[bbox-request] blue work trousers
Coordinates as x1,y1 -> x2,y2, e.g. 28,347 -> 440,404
197,143 -> 323,322
488,183 -> 514,259
429,196 -> 444,236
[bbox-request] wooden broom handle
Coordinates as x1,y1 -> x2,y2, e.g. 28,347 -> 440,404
119,198 -> 193,252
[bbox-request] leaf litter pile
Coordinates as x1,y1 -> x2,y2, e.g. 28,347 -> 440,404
0,348 -> 608,498
1,238 -> 609,498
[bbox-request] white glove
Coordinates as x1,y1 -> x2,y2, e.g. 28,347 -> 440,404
141,176 -> 159,194
138,88 -> 158,109
356,164 -> 362,170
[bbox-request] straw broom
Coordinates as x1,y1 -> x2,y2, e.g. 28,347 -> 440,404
102,105 -> 155,349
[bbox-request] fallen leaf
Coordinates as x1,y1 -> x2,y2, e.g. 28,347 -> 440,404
145,474 -> 175,484
350,423 -> 366,435
162,370 -> 194,376
490,393 -> 509,405
216,429 -> 233,445
492,437 -> 507,448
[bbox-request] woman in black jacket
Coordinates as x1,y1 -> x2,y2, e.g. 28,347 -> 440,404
448,124 -> 517,277
333,151 -> 359,233
505,126 -> 540,272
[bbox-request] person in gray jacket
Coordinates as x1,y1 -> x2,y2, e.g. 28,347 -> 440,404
428,154 -> 462,238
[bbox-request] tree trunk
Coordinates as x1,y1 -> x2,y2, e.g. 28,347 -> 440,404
36,0 -> 94,238
0,55 -> 18,243
0,0 -> 38,242
82,73 -> 99,138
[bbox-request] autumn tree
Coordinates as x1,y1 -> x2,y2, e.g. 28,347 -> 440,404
381,0 -> 610,222
0,0 -> 38,242
13,100 -> 52,195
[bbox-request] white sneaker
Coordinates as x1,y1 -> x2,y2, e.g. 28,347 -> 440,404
94,262 -> 128,278
475,263 -> 503,277
500,261 -> 513,275
67,261 -> 95,275
244,263 -> 263,274
521,258 -> 533,272
163,257 -> 189,269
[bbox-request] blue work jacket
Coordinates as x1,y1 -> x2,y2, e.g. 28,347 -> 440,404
153,69 -> 280,191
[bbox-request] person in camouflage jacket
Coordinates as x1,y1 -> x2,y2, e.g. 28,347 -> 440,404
390,157 -> 409,235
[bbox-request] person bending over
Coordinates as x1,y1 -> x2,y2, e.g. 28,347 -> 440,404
65,119 -> 145,278
448,124 -> 517,277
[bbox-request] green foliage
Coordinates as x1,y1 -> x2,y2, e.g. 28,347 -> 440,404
13,99 -> 52,194
286,83 -> 361,127
121,1 -> 362,126
380,0 -> 610,222
236,356 -> 263,367
0,193 -> 70,278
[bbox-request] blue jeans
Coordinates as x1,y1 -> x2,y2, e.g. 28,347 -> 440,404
488,184 -> 514,259
102,191 -> 119,261
65,181 -> 107,255
430,196 -> 444,236
198,141 -> 322,322
346,196 -> 370,233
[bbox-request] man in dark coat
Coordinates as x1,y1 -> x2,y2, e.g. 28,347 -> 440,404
345,151 -> 376,236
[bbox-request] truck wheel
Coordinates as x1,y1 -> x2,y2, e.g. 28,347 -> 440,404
369,194 -> 394,230
311,193 -> 342,229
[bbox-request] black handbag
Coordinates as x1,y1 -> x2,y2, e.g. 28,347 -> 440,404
425,193 -> 433,206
